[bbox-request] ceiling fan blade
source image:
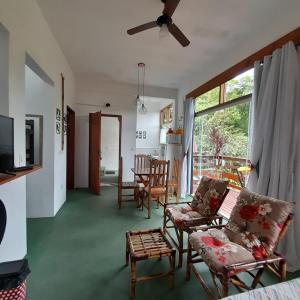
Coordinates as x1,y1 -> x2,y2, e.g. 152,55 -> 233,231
163,0 -> 180,17
168,23 -> 190,47
127,21 -> 157,35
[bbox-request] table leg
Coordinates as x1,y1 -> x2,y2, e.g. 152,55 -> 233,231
130,260 -> 137,299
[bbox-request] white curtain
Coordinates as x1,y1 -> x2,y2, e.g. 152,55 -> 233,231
181,98 -> 195,197
247,41 -> 300,271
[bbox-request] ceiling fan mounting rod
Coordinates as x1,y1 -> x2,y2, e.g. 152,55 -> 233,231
156,14 -> 172,27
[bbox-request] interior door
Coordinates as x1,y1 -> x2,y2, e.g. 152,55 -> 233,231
66,106 -> 75,190
89,111 -> 101,195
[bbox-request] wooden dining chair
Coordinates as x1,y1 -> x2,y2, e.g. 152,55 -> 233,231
134,154 -> 150,183
168,159 -> 181,203
118,157 -> 140,209
142,159 -> 170,219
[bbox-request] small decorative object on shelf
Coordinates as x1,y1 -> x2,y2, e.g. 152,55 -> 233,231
166,132 -> 182,144
167,128 -> 174,134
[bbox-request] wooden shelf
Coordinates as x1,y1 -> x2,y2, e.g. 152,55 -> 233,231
0,165 -> 42,186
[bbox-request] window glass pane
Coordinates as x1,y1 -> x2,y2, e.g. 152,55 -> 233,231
195,86 -> 219,112
193,101 -> 250,207
225,69 -> 254,102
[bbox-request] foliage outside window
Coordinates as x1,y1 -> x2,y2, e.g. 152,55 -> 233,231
195,87 -> 219,112
225,69 -> 254,102
193,69 -> 253,192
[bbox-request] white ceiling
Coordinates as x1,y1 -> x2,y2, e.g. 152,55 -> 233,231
37,0 -> 300,89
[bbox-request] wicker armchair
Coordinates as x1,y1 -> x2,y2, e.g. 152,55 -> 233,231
163,176 -> 229,267
186,188 -> 294,299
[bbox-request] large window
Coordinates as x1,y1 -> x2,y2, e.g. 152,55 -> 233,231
192,70 -> 254,217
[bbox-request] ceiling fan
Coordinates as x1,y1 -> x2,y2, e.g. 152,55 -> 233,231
127,0 -> 190,47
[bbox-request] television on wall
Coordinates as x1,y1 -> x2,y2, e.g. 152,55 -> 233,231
0,115 -> 14,173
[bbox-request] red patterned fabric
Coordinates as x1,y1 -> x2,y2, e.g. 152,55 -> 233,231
0,282 -> 26,300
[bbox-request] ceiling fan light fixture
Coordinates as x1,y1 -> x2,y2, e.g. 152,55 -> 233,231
159,23 -> 169,40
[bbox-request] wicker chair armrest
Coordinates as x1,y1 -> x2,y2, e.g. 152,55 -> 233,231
163,201 -> 192,207
224,254 -> 284,273
190,224 -> 227,232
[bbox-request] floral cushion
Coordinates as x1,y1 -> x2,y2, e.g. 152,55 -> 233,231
166,205 -> 204,227
189,229 -> 254,273
190,176 -> 229,217
225,188 -> 293,259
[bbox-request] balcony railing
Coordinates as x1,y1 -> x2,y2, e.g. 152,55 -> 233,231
193,154 -> 250,191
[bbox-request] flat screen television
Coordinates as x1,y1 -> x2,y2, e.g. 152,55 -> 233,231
0,115 -> 14,173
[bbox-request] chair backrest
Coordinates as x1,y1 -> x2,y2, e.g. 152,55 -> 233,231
225,188 -> 294,259
134,154 -> 150,170
171,159 -> 180,181
191,176 -> 229,218
148,159 -> 170,190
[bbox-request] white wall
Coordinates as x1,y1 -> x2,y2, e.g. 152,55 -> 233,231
0,178 -> 26,262
101,117 -> 119,171
25,66 -> 55,218
74,74 -> 177,185
0,0 -> 75,263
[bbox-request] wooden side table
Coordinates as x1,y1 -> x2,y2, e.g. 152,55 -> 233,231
125,228 -> 176,298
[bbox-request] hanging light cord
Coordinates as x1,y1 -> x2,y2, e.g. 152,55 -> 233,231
137,65 -> 140,96
142,64 -> 145,103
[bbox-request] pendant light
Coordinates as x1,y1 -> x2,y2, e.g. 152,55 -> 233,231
138,63 -> 147,114
135,63 -> 142,107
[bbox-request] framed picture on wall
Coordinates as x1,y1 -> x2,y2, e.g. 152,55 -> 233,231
143,131 -> 146,139
56,108 -> 61,121
136,131 -> 139,139
138,131 -> 142,139
56,122 -> 60,134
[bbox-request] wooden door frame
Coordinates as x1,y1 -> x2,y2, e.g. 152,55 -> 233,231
89,111 -> 101,195
101,113 -> 122,160
66,105 -> 75,190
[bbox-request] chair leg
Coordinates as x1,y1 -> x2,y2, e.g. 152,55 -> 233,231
279,259 -> 287,282
126,235 -> 130,266
178,229 -> 184,268
147,195 -> 151,219
163,208 -> 167,233
130,260 -> 137,299
134,187 -> 139,208
186,239 -> 192,280
221,276 -> 229,298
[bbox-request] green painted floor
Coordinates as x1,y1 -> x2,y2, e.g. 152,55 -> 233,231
27,187 -> 300,300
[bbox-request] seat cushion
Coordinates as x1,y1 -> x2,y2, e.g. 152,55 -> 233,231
225,188 -> 293,258
191,176 -> 229,218
189,229 -> 255,273
166,205 -> 205,227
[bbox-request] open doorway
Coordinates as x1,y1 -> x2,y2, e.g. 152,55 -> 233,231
89,113 -> 122,194
101,115 -> 121,186
66,106 -> 75,190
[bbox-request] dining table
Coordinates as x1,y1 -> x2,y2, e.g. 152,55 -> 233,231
131,168 -> 150,187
